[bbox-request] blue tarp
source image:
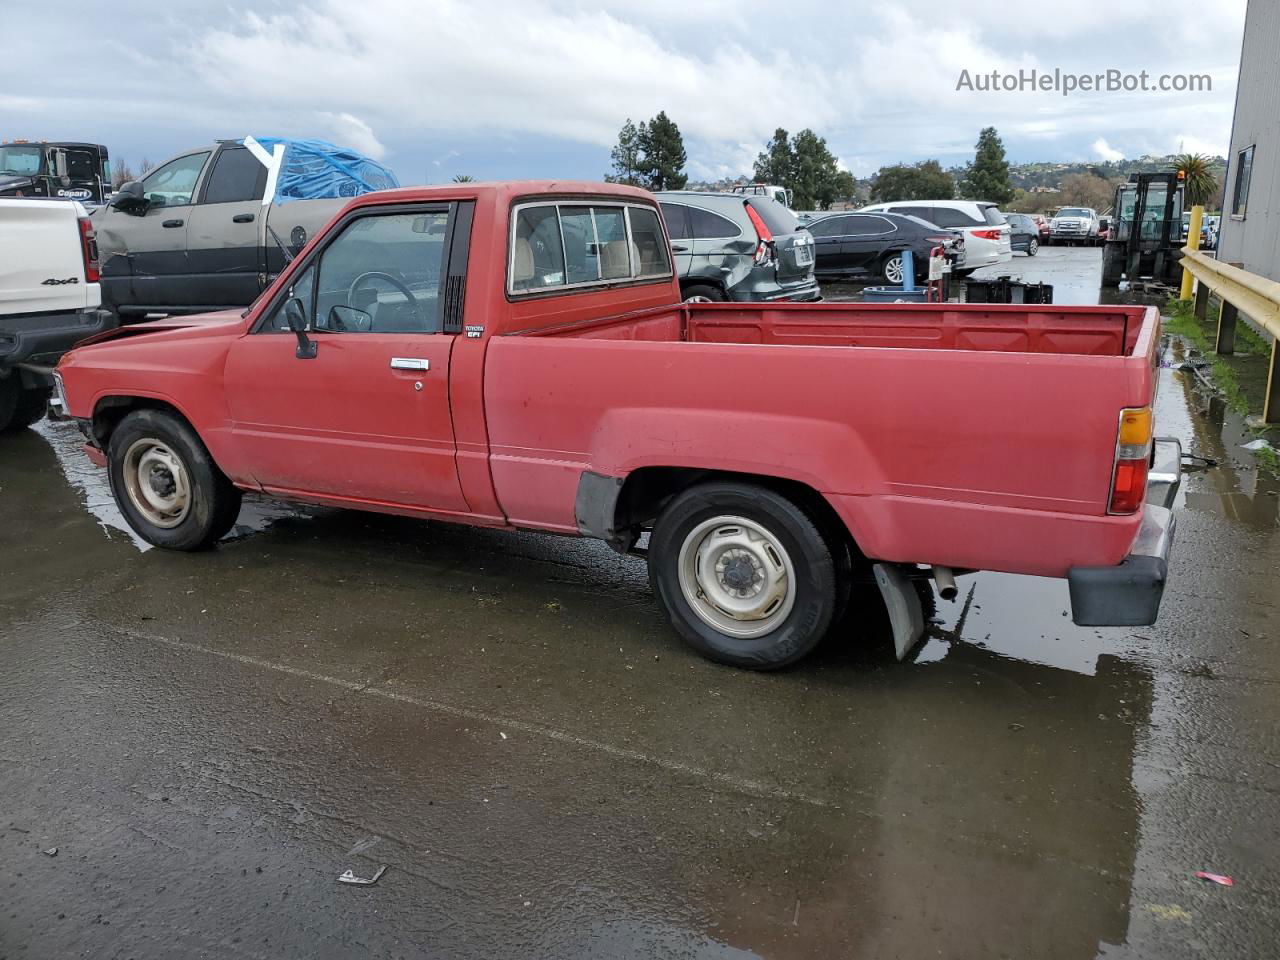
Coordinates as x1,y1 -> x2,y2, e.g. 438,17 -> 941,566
243,137 -> 399,204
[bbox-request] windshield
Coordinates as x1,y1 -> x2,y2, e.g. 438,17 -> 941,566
0,145 -> 43,176
1057,208 -> 1091,218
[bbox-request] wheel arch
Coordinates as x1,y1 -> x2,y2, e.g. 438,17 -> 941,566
576,465 -> 865,562
89,394 -> 198,449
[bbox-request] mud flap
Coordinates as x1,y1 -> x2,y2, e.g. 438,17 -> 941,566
873,563 -> 925,661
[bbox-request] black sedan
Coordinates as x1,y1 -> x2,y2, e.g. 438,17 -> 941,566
804,212 -> 963,283
1003,212 -> 1041,256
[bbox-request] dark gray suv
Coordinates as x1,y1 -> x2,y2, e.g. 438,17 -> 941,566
656,192 -> 820,302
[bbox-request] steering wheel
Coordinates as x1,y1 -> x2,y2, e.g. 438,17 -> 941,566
345,271 -> 423,329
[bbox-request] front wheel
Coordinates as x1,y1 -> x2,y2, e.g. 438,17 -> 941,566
880,253 -> 905,284
648,483 -> 838,669
108,409 -> 242,550
0,381 -> 50,434
1027,238 -> 1039,257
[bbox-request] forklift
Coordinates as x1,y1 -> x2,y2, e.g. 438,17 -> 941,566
1100,171 -> 1184,288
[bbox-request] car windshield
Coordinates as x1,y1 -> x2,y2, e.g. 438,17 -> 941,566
1058,208 -> 1091,218
0,145 -> 43,176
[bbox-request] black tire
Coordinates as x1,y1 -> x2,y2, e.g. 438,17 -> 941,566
107,409 -> 242,550
1101,243 -> 1123,288
683,283 -> 726,303
0,376 -> 19,434
648,482 -> 838,670
1027,238 -> 1039,257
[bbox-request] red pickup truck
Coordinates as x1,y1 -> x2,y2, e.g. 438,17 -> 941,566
54,181 -> 1180,669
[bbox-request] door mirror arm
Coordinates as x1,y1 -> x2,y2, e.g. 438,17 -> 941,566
284,298 -> 317,359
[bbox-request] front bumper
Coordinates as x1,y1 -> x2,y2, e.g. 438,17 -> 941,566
1068,438 -> 1181,626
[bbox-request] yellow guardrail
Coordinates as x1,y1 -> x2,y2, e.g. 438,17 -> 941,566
1180,247 -> 1280,424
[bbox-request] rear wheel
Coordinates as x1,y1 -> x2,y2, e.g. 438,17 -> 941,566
880,253 -> 905,284
683,283 -> 726,303
107,409 -> 242,550
648,483 -> 838,670
1027,238 -> 1039,257
0,380 -> 49,434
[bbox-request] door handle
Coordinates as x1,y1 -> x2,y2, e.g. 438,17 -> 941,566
162,219 -> 184,228
233,213 -> 255,223
390,357 -> 430,371
671,243 -> 690,253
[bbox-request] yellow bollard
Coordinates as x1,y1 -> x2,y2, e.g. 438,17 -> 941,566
1179,204 -> 1204,300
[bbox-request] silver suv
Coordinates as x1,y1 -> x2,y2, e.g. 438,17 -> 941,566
657,192 -> 819,302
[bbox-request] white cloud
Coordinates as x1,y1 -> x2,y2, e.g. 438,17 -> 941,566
316,112 -> 385,159
1093,137 -> 1124,162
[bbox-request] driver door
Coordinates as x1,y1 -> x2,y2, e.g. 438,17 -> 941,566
224,205 -> 468,512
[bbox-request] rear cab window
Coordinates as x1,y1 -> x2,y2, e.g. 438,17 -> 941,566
509,200 -> 672,295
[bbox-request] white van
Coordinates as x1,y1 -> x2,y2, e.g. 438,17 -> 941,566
859,200 -> 1012,274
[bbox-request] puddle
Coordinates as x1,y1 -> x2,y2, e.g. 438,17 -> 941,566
34,419 -> 314,551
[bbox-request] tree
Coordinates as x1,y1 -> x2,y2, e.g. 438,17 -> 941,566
636,112 -> 687,190
753,128 -> 795,187
451,174 -> 475,182
111,159 -> 136,189
1058,173 -> 1116,212
751,128 -> 847,209
831,169 -> 858,206
869,160 -> 955,203
605,118 -> 645,186
1170,152 -> 1219,208
959,127 -> 1015,205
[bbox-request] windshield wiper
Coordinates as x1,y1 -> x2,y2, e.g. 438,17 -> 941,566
242,225 -> 297,318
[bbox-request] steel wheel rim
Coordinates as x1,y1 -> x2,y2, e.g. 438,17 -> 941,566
677,515 -> 796,639
122,438 -> 191,528
884,257 -> 904,283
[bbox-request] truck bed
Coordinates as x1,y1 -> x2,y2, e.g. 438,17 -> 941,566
485,302 -> 1160,578
524,301 -> 1148,358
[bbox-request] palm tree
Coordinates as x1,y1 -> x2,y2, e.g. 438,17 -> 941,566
451,174 -> 476,183
1170,153 -> 1218,208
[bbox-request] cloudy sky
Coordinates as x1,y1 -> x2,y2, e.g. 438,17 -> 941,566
1,0 -> 1247,184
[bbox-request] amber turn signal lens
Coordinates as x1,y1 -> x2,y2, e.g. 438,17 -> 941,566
1118,407 -> 1153,448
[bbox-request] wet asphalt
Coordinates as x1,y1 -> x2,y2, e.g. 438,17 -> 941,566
2,247 -> 1278,958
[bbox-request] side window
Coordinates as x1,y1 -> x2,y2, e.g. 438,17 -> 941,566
313,211 -> 449,333
261,263 -> 316,332
687,207 -> 741,239
660,203 -> 691,241
202,147 -> 267,204
932,207 -> 982,228
847,216 -> 894,236
629,206 -> 672,277
511,204 -> 566,291
140,152 -> 210,208
891,205 -> 933,222
1233,145 -> 1254,217
509,202 -> 672,294
65,151 -> 96,178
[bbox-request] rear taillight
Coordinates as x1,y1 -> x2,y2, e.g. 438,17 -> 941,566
78,216 -> 100,283
1108,406 -> 1153,514
744,202 -> 775,265
971,229 -> 1002,240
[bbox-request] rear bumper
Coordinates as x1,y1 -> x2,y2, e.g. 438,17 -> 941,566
0,308 -> 117,374
1068,438 -> 1181,626
731,278 -> 822,303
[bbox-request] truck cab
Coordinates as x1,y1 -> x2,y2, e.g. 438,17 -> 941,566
94,139 -> 397,319
732,183 -> 794,210
0,141 -> 111,205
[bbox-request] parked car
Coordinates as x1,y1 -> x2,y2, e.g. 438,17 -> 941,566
93,137 -> 398,320
859,200 -> 1011,276
1049,207 -> 1101,245
656,192 -> 819,302
803,211 -> 963,282
56,180 -> 1180,671
0,198 -> 117,434
1032,214 -> 1051,241
1003,213 -> 1041,256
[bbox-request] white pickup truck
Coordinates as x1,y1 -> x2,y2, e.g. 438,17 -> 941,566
0,198 -> 116,434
